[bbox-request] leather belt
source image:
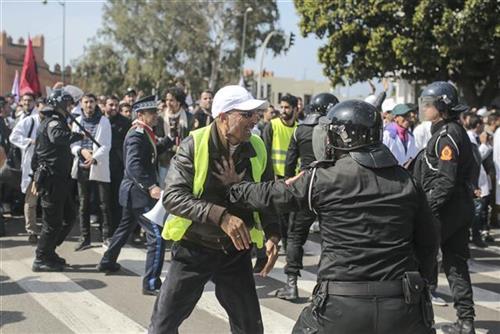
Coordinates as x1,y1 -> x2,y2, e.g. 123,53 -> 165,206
326,280 -> 403,297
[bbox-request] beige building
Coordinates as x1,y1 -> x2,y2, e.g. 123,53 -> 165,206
255,75 -> 333,106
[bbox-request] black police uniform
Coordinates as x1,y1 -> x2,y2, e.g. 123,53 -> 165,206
32,108 -> 83,270
281,113 -> 320,290
229,101 -> 438,334
108,113 -> 131,235
279,94 -> 339,299
421,120 -> 476,321
98,96 -> 172,294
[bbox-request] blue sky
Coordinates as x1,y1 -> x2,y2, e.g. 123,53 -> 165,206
1,0 -> 370,95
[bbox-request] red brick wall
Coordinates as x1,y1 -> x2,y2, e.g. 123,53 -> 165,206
0,31 -> 71,97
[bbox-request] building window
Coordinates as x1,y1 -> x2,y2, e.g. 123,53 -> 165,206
304,94 -> 312,105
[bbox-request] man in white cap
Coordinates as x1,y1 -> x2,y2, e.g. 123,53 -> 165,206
149,85 -> 281,334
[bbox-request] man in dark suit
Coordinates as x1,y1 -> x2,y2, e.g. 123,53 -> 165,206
97,96 -> 172,295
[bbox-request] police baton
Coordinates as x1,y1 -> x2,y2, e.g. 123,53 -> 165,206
65,110 -> 102,148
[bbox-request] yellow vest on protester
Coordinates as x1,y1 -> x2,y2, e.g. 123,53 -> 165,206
270,118 -> 297,177
161,124 -> 267,248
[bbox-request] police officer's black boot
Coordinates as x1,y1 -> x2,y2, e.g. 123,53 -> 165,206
442,319 -> 475,334
32,258 -> 64,272
275,274 -> 298,301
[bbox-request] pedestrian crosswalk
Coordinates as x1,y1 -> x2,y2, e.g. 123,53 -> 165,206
1,231 -> 499,334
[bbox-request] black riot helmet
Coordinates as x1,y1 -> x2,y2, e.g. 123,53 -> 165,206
310,93 -> 339,116
47,89 -> 74,114
327,100 -> 382,150
303,93 -> 339,125
419,81 -> 468,117
312,100 -> 397,168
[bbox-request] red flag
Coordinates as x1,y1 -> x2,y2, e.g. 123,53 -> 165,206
19,38 -> 41,97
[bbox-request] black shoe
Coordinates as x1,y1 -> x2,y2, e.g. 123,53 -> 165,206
28,233 -> 38,244
32,259 -> 65,272
48,254 -> 67,266
484,234 -> 495,243
75,238 -> 91,251
275,274 -> 299,301
442,319 -> 475,334
96,262 -> 121,273
253,257 -> 267,273
142,288 -> 160,296
472,236 -> 488,248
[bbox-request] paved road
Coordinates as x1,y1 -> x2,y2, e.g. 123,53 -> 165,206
1,217 -> 499,333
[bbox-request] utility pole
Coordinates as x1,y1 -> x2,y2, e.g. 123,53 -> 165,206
239,7 -> 253,79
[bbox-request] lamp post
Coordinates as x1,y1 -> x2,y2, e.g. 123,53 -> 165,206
42,0 -> 66,83
239,7 -> 253,78
257,31 -> 279,99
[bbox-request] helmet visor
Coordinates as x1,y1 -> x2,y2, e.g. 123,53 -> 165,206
418,96 -> 437,114
312,117 -> 331,161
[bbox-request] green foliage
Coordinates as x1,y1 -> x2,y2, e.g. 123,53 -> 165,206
73,0 -> 285,99
295,0 -> 500,106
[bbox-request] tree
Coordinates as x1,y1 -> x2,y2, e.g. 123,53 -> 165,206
294,0 -> 500,106
72,41 -> 125,96
73,0 -> 285,98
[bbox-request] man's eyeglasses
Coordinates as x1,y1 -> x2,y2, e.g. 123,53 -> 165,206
229,110 -> 258,119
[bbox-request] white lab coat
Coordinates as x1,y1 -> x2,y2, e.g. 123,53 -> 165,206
493,128 -> 500,204
467,131 -> 490,197
9,114 -> 40,193
413,121 -> 432,150
383,127 -> 418,166
70,115 -> 112,183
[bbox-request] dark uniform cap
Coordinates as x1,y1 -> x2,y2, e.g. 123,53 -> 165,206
132,95 -> 157,114
125,87 -> 137,96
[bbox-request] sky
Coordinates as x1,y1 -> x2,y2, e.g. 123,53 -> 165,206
1,0 -> 369,96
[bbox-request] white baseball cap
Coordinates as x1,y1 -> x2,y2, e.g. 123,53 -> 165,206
212,85 -> 268,118
382,98 -> 397,113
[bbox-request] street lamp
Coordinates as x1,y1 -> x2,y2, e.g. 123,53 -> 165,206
42,0 -> 66,83
239,7 -> 253,78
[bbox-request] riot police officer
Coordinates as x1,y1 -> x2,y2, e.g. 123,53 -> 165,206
277,93 -> 339,301
417,81 -> 476,334
226,100 -> 439,333
31,89 -> 84,272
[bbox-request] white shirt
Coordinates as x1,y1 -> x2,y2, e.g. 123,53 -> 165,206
382,124 -> 418,166
413,121 -> 432,150
9,114 -> 40,193
467,130 -> 490,197
493,128 -> 500,203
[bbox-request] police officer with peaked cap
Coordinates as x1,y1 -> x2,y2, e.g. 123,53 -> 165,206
276,93 -> 339,301
97,95 -> 173,296
416,81 -> 476,334
224,100 -> 439,333
31,88 -> 84,272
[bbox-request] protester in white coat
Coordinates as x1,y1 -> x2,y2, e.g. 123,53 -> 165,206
70,94 -> 112,251
414,121 -> 432,150
466,114 -> 491,247
9,112 -> 40,243
383,104 -> 418,166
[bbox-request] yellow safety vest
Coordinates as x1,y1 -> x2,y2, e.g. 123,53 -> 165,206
271,118 -> 297,177
161,124 -> 267,248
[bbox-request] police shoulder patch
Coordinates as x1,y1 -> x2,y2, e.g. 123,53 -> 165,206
440,145 -> 453,161
48,120 -> 59,128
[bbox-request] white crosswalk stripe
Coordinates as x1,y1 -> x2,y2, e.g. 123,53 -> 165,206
1,259 -> 146,333
2,233 -> 498,334
92,247 -> 297,334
